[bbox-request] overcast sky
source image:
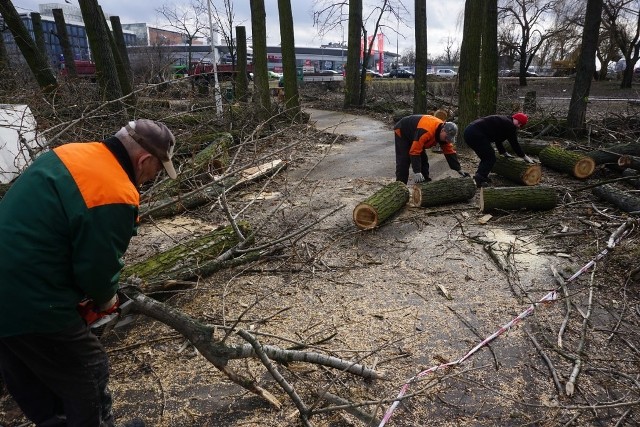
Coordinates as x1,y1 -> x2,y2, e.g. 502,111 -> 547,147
13,0 -> 465,57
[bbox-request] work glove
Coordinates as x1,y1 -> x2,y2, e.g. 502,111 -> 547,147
77,294 -> 120,326
413,172 -> 426,183
501,152 -> 514,158
457,170 -> 471,178
523,155 -> 535,164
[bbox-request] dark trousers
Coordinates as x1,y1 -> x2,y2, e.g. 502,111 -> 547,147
0,322 -> 114,427
464,127 -> 496,182
395,132 -> 429,184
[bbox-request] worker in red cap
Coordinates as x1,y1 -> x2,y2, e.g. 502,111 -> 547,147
463,112 -> 534,188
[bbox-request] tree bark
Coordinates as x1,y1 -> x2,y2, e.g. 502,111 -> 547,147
510,138 -> 551,156
343,0 -> 362,108
235,26 -> 249,102
538,145 -> 595,178
249,0 -> 271,122
492,156 -> 542,185
479,0 -> 498,117
411,177 -> 476,207
52,9 -> 77,78
622,169 -> 640,189
277,0 -> 301,116
480,186 -> 557,213
109,16 -> 134,98
352,181 -> 409,230
0,0 -> 57,92
29,13 -> 47,60
592,184 -> 640,213
413,0 -> 427,113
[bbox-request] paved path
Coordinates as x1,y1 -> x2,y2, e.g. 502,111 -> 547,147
296,108 -> 454,182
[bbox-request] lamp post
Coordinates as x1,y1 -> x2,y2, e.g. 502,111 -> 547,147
207,0 -> 222,116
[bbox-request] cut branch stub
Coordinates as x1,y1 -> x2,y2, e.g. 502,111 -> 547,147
492,156 -> 542,186
411,176 -> 476,207
479,186 -> 557,213
538,145 -> 595,179
353,181 -> 409,230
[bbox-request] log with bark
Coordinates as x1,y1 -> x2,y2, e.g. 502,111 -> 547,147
140,160 -> 285,220
617,155 -> 640,171
411,176 -> 476,207
622,169 -> 640,189
352,181 -> 409,230
121,222 -> 258,294
538,145 -> 595,179
479,186 -> 558,213
507,138 -> 551,156
492,156 -> 542,186
587,148 -> 627,166
592,184 -> 640,213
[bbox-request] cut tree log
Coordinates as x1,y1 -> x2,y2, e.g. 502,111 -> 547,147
352,181 -> 409,230
622,169 -> 640,189
140,160 -> 285,220
411,176 -> 476,207
538,145 -> 595,179
587,149 -> 626,166
121,222 -> 257,294
492,156 -> 542,185
592,184 -> 640,213
479,186 -> 557,213
507,138 -> 551,156
617,155 -> 640,171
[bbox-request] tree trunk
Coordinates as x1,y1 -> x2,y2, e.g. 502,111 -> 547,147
566,0 -> 603,134
109,16 -> 134,98
413,0 -> 427,113
457,0 -> 483,147
352,181 -> 409,230
589,142 -> 640,158
622,169 -> 640,189
29,13 -> 47,60
618,155 -> 640,171
235,26 -> 249,102
78,0 -> 122,102
479,0 -> 498,117
492,156 -> 542,185
250,0 -> 271,122
480,186 -> 557,213
0,0 -> 57,92
587,148 -> 628,165
277,0 -> 301,116
538,145 -> 595,178
511,138 -> 551,156
343,0 -> 362,108
592,184 -> 640,213
52,9 -> 77,78
411,177 -> 476,207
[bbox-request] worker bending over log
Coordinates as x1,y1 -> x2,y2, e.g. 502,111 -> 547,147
464,112 -> 534,188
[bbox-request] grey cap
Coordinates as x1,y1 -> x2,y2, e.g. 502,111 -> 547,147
443,122 -> 458,143
124,119 -> 177,179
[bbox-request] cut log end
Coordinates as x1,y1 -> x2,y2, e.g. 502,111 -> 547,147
574,157 -> 596,179
353,203 -> 379,230
522,163 -> 542,186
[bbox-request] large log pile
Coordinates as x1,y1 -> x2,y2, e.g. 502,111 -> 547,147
411,176 -> 476,207
352,181 -> 409,230
479,186 -> 557,213
492,156 -> 542,185
538,145 -> 595,179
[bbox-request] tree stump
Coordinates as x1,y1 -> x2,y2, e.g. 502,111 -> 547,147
411,176 -> 476,207
538,145 -> 595,179
352,181 -> 409,230
492,156 -> 542,185
592,184 -> 640,213
479,186 -> 557,213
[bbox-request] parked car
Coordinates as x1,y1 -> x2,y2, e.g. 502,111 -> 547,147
366,69 -> 383,78
387,69 -> 414,78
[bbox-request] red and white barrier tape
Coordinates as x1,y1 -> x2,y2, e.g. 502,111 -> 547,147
378,220 -> 635,427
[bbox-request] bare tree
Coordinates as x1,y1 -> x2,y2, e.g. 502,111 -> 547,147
209,0 -> 242,68
567,0 -> 603,133
250,0 -> 271,121
0,0 -> 58,93
458,0 -> 484,144
602,0 -> 640,88
277,0 -> 301,116
344,0 -> 362,107
157,1 -> 209,71
52,8 -> 77,78
413,0 -> 427,113
499,0 -> 573,85
479,0 -> 499,117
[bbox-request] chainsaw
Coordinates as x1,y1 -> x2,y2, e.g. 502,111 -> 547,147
77,291 -> 135,338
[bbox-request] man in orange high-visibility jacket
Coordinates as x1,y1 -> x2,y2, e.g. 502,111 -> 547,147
393,114 -> 468,184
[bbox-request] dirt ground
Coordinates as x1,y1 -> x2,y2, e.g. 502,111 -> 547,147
1,78 -> 640,427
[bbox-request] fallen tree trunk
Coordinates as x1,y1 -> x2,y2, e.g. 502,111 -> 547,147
411,176 -> 476,207
353,181 -> 409,230
618,155 -> 640,171
509,138 -> 551,156
538,145 -> 595,179
140,160 -> 285,220
492,156 -> 542,185
592,184 -> 640,213
587,149 -> 626,166
480,186 -> 557,213
122,222 -> 258,294
622,169 -> 640,189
